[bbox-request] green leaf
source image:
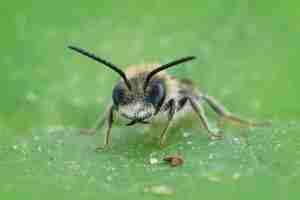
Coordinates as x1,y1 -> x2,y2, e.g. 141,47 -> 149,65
1,0 -> 300,199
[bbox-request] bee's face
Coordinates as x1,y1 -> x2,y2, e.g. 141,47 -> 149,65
112,77 -> 165,123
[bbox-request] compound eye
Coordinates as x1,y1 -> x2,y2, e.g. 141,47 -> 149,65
112,85 -> 125,106
145,83 -> 165,106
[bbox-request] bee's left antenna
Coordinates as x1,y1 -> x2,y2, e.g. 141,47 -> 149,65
68,45 -> 132,90
144,56 -> 196,90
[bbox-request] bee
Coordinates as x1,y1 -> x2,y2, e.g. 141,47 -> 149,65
68,46 -> 266,149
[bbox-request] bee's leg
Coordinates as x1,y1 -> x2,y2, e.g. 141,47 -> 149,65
202,95 -> 269,127
96,106 -> 115,150
186,97 -> 223,140
95,105 -> 115,150
159,99 -> 176,148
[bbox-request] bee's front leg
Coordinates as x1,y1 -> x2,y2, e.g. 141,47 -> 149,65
95,105 -> 115,150
159,99 -> 176,148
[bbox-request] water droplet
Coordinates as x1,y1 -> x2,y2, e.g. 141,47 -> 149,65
106,175 -> 113,182
208,153 -> 215,159
144,185 -> 174,195
232,172 -> 241,180
183,132 -> 192,138
149,158 -> 159,165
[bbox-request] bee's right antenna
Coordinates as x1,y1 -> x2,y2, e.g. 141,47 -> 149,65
144,56 -> 196,90
68,45 -> 132,90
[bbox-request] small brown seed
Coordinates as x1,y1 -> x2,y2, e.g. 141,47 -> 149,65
163,155 -> 184,167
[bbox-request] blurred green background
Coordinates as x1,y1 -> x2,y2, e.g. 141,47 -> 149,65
1,0 -> 300,199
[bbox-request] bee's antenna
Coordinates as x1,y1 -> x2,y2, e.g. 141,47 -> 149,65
68,45 -> 132,90
143,56 -> 196,90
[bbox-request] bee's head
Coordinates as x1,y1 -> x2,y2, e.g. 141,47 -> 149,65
68,45 -> 196,125
112,77 -> 165,124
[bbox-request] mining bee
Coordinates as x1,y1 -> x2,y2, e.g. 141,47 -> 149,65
69,45 -> 266,149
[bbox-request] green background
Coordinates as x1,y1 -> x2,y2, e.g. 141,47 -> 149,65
1,0 -> 300,199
